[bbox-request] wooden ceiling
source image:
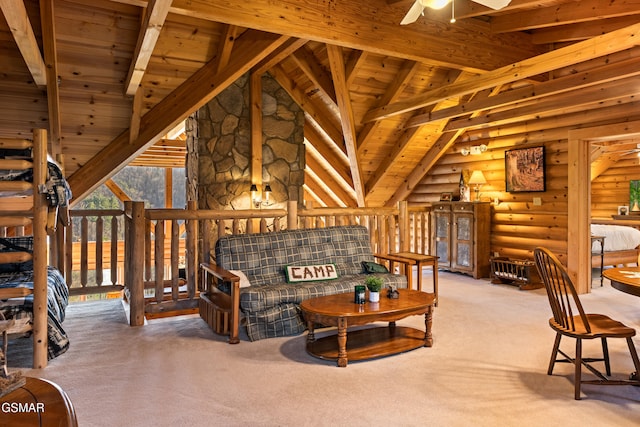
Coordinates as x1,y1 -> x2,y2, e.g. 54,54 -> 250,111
1,0 -> 639,207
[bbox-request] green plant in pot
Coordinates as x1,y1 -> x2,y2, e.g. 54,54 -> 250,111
365,276 -> 384,302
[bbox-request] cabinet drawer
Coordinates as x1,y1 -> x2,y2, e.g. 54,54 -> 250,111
433,203 -> 451,212
452,203 -> 473,213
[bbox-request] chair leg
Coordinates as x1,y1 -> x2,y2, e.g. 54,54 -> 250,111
601,337 -> 611,376
548,332 -> 562,375
626,337 -> 640,381
575,338 -> 583,400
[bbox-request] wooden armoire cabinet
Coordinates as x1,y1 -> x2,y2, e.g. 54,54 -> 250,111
430,202 -> 491,279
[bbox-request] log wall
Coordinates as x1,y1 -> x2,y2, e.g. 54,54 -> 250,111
592,158 -> 640,219
409,139 -> 570,263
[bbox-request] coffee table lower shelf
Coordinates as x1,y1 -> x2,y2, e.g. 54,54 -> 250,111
306,325 -> 427,363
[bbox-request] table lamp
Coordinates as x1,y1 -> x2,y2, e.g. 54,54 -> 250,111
468,170 -> 486,202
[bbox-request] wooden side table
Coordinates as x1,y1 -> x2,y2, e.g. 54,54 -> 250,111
0,376 -> 77,426
591,235 -> 605,287
374,252 -> 439,305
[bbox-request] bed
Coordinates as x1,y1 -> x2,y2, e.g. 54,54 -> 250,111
0,129 -> 70,369
590,223 -> 640,267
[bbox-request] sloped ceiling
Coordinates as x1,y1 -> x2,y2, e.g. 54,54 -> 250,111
1,0 -> 639,207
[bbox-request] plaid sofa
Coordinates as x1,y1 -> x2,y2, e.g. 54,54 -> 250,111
214,225 -> 407,341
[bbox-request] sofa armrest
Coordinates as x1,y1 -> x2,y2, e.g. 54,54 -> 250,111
200,262 -> 241,344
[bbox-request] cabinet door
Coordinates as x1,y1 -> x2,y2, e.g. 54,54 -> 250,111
433,211 -> 451,267
452,212 -> 474,272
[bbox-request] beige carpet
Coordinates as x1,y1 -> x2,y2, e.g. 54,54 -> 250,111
5,271 -> 640,427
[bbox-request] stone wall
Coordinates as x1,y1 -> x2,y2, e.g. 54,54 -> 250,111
197,73 -> 304,212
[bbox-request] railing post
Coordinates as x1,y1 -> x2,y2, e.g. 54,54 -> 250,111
398,200 -> 409,252
186,200 -> 198,298
287,200 -> 297,230
129,201 -> 145,326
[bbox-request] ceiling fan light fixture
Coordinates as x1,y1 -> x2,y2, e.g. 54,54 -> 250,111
425,0 -> 451,10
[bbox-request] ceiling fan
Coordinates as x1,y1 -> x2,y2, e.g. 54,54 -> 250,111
400,0 -> 512,25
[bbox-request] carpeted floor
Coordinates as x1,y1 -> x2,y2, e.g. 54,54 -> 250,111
4,271 -> 640,427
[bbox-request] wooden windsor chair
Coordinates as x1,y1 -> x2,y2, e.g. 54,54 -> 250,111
533,247 -> 640,399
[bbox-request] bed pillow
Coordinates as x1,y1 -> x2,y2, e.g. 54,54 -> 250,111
0,236 -> 34,273
285,264 -> 339,283
229,270 -> 252,288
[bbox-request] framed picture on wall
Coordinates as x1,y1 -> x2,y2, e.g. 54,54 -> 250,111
630,180 -> 640,213
440,192 -> 452,201
505,146 -> 545,192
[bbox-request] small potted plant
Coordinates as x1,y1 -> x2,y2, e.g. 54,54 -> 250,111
365,276 -> 384,302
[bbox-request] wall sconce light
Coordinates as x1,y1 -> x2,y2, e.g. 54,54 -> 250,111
468,170 -> 486,202
250,183 -> 273,208
461,144 -> 487,156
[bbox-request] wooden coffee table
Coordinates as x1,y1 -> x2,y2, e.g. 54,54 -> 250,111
300,289 -> 435,367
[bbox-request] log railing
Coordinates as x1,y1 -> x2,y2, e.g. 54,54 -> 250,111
123,200 -> 432,326
51,209 -> 126,297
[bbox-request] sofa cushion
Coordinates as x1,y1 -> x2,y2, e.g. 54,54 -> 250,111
215,226 -> 376,287
239,273 -> 407,313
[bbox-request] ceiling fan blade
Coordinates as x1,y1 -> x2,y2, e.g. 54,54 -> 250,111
400,0 -> 425,25
471,0 -> 511,10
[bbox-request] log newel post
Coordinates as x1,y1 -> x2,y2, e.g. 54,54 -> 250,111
129,201 -> 146,326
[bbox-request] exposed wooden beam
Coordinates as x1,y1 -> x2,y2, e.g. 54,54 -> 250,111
105,179 -> 132,203
327,44 -> 365,207
363,22 -> 640,122
406,56 -> 640,128
39,0 -> 61,156
531,16 -> 640,44
168,0 -> 541,72
216,24 -> 242,73
68,30 -> 289,204
253,38 -> 308,76
304,124 -> 352,187
124,0 -> 172,95
250,72 -> 263,197
444,77 -> 640,133
304,167 -> 347,207
270,63 -> 345,150
357,60 -> 420,157
491,0 -> 640,33
306,154 -> 356,207
0,0 -> 47,86
130,86 -> 143,143
291,46 -> 336,103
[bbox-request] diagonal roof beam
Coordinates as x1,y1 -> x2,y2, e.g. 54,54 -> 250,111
491,0 -> 640,33
291,46 -> 336,103
445,77 -> 640,133
68,30 -> 288,204
386,88 -> 501,206
406,56 -> 640,128
363,22 -> 640,122
0,0 -> 47,87
357,60 -> 421,157
124,0 -> 172,95
327,44 -> 365,207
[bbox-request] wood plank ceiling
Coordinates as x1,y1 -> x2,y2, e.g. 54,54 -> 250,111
1,0 -> 639,207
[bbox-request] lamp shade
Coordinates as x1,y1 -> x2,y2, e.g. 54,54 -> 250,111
468,170 -> 487,186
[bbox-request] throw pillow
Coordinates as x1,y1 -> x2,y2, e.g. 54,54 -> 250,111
229,270 -> 252,288
285,264 -> 339,283
362,261 -> 389,274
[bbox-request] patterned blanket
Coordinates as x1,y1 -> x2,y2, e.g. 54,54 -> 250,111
0,266 -> 70,359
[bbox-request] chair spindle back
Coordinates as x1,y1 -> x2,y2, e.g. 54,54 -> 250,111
533,247 -> 590,334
